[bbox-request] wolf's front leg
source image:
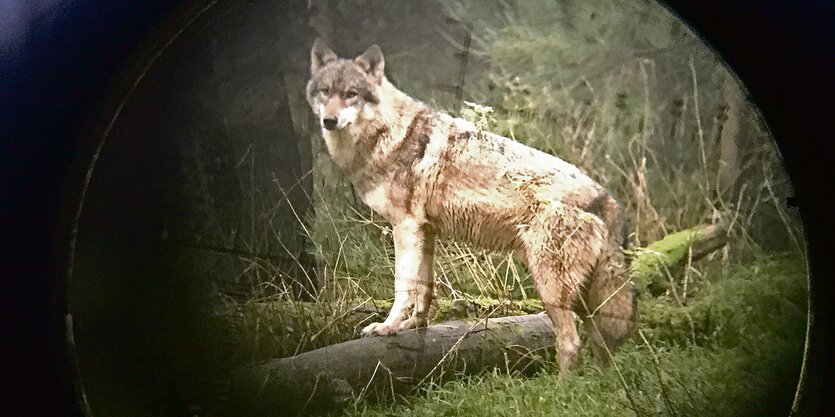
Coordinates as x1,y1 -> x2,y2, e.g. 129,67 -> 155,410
361,219 -> 435,337
398,225 -> 435,331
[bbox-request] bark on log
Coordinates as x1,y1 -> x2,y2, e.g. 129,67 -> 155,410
228,314 -> 556,416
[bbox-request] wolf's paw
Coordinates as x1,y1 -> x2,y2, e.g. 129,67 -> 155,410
360,322 -> 399,337
398,317 -> 428,331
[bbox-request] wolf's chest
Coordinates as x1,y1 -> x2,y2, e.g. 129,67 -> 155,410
323,131 -> 356,168
358,184 -> 391,216
354,179 -> 417,224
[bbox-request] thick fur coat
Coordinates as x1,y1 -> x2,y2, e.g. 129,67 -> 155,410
305,38 -> 637,373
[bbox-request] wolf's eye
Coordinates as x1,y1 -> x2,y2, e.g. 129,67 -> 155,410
320,88 -> 330,96
345,90 -> 358,99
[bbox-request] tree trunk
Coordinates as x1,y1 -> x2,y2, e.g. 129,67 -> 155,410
228,314 -> 556,416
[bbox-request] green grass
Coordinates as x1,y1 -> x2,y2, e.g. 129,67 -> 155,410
329,255 -> 807,417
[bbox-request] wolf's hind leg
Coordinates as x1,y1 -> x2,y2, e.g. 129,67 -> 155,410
361,219 -> 434,336
522,220 -> 604,376
580,246 -> 637,367
525,256 -> 587,376
544,302 -> 582,376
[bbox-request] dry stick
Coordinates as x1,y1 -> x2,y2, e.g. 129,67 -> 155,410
638,156 -> 667,236
291,330 -> 310,358
681,245 -> 693,302
507,252 -> 529,300
274,239 -> 318,301
726,183 -> 747,233
251,316 -> 263,363
331,240 -> 358,307
589,277 -> 636,318
484,253 -> 505,299
234,142 -> 254,258
265,169 -> 314,228
236,145 -> 276,296
330,235 -> 349,293
287,305 -> 311,357
163,240 -> 294,264
296,184 -> 352,295
346,206 -> 388,231
274,166 -> 315,197
356,360 -> 384,404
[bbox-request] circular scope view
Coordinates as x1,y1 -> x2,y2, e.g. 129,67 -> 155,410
67,1 -> 807,416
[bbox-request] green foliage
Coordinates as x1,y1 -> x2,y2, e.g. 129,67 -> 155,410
212,255 -> 806,416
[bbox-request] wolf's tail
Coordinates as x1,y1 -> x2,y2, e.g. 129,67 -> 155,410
581,238 -> 638,367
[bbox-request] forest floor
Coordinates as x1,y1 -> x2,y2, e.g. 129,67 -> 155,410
217,253 -> 807,417
330,254 -> 807,417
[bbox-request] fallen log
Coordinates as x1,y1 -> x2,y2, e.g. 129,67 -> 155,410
228,314 -> 557,416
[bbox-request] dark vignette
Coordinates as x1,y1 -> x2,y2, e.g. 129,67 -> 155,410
0,0 -> 831,416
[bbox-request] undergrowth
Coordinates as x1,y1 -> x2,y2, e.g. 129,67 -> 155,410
332,255 -> 806,417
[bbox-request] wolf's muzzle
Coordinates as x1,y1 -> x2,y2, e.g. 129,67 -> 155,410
322,116 -> 338,130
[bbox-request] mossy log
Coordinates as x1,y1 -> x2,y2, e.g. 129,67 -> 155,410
227,314 -> 557,416
629,220 -> 729,296
225,221 -> 729,415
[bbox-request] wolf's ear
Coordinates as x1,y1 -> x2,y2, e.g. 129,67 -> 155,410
311,38 -> 337,73
355,44 -> 385,84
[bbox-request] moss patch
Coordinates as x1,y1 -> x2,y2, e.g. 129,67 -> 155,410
628,227 -> 700,296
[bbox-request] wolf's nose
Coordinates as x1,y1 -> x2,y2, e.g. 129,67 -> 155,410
322,117 -> 338,130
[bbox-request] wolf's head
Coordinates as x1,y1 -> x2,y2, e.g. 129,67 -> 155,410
305,38 -> 385,131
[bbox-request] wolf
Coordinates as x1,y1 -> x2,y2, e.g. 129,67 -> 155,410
305,38 -> 637,374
